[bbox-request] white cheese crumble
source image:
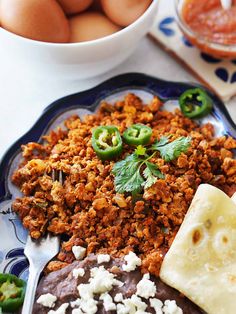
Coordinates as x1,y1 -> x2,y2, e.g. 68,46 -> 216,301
76,285 -> 98,313
114,293 -> 123,302
73,267 -> 85,279
48,303 -> 69,314
97,254 -> 111,264
100,292 -> 116,311
77,283 -> 93,300
75,265 -> 123,314
72,246 -> 86,260
80,298 -> 98,314
36,293 -> 57,308
150,298 -> 163,314
118,299 -> 136,314
113,278 -> 124,287
122,251 -> 141,272
163,300 -> 183,314
89,265 -> 120,294
136,273 -> 157,299
116,303 -> 130,314
128,295 -> 147,311
116,295 -> 148,314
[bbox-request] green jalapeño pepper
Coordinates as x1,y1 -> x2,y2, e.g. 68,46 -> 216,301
179,88 -> 213,119
92,125 -> 123,160
123,124 -> 152,146
0,273 -> 26,312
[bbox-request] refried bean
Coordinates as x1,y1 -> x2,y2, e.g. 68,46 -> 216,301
33,254 -> 203,314
11,93 -> 236,277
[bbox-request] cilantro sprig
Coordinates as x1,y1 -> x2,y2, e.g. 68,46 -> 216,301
151,136 -> 191,162
112,136 -> 191,195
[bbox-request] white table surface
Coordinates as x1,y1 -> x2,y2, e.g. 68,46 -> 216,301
0,35 -> 235,160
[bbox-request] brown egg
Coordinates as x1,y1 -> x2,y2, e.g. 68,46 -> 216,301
69,12 -> 121,43
101,0 -> 153,27
0,0 -> 70,43
57,0 -> 94,15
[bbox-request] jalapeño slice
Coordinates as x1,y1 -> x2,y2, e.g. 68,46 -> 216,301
92,125 -> 122,160
0,273 -> 26,312
123,124 -> 152,146
179,88 -> 213,119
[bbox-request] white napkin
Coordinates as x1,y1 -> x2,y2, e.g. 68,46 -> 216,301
149,0 -> 236,101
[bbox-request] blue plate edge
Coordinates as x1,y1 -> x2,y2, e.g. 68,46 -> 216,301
0,72 -> 235,200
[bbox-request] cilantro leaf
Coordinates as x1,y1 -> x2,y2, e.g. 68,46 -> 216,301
112,154 -> 144,194
152,136 -> 191,162
112,154 -> 140,176
151,136 -> 170,150
114,165 -> 144,194
145,162 -> 165,178
142,162 -> 164,189
143,167 -> 157,190
112,135 -> 191,195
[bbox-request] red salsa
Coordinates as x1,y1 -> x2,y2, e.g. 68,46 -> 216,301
182,0 -> 236,45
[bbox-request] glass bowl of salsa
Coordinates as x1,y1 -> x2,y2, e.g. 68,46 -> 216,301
175,0 -> 236,59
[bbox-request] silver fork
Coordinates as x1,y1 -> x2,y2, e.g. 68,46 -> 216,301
22,170 -> 63,314
22,234 -> 60,314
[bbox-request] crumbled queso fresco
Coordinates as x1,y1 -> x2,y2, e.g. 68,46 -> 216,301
122,251 -> 142,272
97,254 -> 111,264
48,303 -> 69,314
72,246 -> 86,260
37,251 -> 183,314
36,293 -> 57,308
72,268 -> 85,279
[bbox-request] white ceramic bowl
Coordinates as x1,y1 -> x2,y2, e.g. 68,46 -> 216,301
0,1 -> 158,80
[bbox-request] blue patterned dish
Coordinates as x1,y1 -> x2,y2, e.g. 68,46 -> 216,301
0,73 -> 235,282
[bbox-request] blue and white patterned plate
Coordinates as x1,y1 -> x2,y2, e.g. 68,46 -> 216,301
0,73 -> 235,283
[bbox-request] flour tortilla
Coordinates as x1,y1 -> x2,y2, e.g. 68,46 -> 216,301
160,184 -> 236,314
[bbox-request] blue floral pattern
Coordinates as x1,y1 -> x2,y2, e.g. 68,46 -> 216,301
230,72 -> 236,83
182,36 -> 193,47
4,248 -> 29,279
157,17 -> 236,86
0,203 -> 28,280
214,68 -> 236,83
159,17 -> 175,37
9,218 -> 28,245
215,68 -> 229,82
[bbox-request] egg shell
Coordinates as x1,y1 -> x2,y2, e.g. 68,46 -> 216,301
0,0 -> 70,43
57,0 -> 94,15
69,12 -> 121,43
101,0 -> 153,27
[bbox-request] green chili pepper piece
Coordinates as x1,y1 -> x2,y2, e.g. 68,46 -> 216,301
123,124 -> 152,146
179,88 -> 213,119
92,125 -> 123,160
0,273 -> 26,312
